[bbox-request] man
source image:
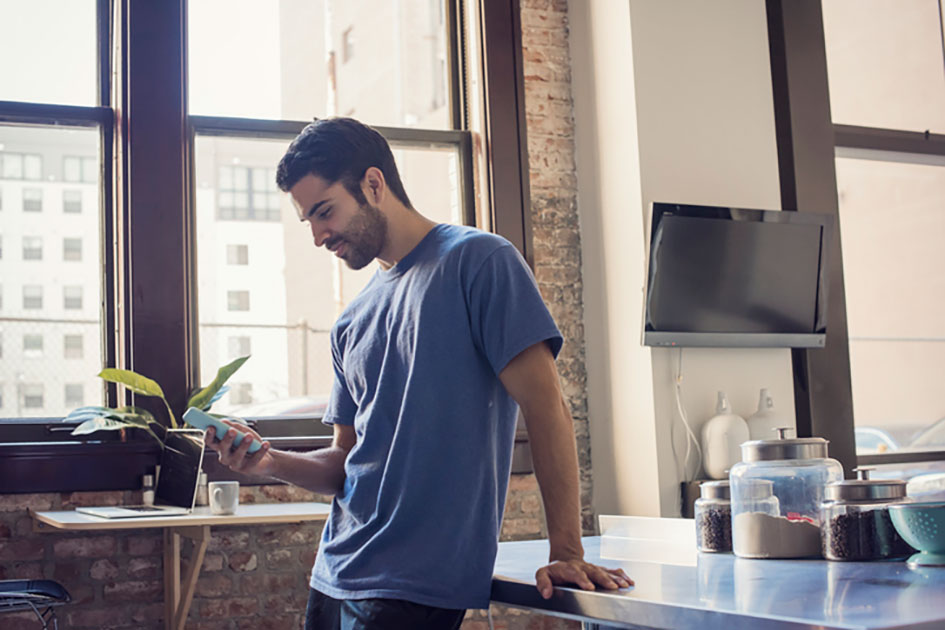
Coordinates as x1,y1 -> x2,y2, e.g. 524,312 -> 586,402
207,117 -> 632,629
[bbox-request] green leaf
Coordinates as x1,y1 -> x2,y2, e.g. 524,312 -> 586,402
187,355 -> 250,411
68,406 -> 163,445
98,368 -> 165,398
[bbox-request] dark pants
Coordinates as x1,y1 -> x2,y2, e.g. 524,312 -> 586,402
304,588 -> 466,630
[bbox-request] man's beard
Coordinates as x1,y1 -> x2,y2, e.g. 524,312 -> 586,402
328,201 -> 388,270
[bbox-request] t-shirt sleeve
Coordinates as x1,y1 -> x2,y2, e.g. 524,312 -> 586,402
467,243 -> 563,375
322,332 -> 357,426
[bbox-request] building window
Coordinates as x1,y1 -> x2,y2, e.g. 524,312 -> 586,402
63,237 -> 82,261
23,188 -> 43,212
63,156 -> 97,183
22,236 -> 42,261
64,383 -> 85,407
23,334 -> 44,358
218,165 -> 280,221
230,382 -> 253,405
23,285 -> 43,310
226,244 -> 249,265
227,290 -> 250,312
0,153 -> 42,180
63,286 -> 84,310
342,27 -> 355,63
228,335 -> 251,358
63,189 -> 83,213
22,384 -> 44,409
64,334 -> 84,359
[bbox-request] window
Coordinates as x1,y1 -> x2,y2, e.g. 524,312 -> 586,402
22,384 -> 44,409
218,165 -> 280,221
22,285 -> 43,310
227,290 -> 250,312
23,236 -> 42,260
63,237 -> 82,261
63,156 -> 98,183
23,334 -> 43,358
63,286 -> 83,310
230,382 -> 253,405
23,188 -> 43,212
63,189 -> 83,213
823,1 -> 945,463
64,383 -> 84,407
0,153 -> 42,180
228,336 -> 251,358
227,244 -> 249,265
63,334 -> 84,359
1,0 -> 529,494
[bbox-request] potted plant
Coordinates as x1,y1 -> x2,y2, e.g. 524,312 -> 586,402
64,355 -> 250,447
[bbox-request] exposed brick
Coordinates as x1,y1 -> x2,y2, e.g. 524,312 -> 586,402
62,491 -> 123,508
0,537 -> 45,562
208,530 -> 250,551
200,596 -> 259,618
128,555 -> 162,578
202,552 -> 225,572
68,607 -> 134,629
236,614 -> 303,630
103,579 -> 162,602
90,557 -> 120,580
125,533 -> 162,556
0,561 -> 43,580
0,522 -> 10,538
0,496 -> 56,515
239,572 -> 301,595
194,573 -> 234,598
256,524 -> 319,547
228,551 -> 258,572
266,548 -> 292,568
53,535 -> 117,559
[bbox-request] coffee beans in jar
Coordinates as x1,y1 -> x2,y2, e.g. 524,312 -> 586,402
695,480 -> 732,553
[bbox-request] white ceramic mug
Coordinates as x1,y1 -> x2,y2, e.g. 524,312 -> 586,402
209,481 -> 239,515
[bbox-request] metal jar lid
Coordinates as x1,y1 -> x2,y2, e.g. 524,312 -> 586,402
824,467 -> 907,503
700,480 -> 730,500
740,427 -> 830,462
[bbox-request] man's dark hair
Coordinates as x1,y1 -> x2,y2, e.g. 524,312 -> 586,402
276,117 -> 413,209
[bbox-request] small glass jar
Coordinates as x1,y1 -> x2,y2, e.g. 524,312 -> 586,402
141,473 -> 155,506
731,428 -> 843,558
695,480 -> 732,552
821,468 -> 912,561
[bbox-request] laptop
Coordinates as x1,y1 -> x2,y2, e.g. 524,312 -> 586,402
76,429 -> 205,519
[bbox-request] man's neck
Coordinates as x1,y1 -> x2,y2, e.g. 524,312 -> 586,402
376,205 -> 437,269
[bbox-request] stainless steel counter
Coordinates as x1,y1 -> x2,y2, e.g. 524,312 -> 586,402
491,536 -> 945,630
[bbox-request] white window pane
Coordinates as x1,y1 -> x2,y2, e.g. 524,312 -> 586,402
24,155 -> 42,180
194,135 -> 462,417
837,155 -> 945,454
188,0 -> 452,129
3,154 -> 23,179
0,125 -> 104,418
64,157 -> 81,182
0,0 -> 98,106
823,0 -> 945,132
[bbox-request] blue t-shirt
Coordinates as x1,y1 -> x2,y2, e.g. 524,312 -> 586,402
310,223 -> 562,610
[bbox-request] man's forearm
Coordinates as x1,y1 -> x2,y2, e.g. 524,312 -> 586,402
525,395 -> 585,562
262,446 -> 349,496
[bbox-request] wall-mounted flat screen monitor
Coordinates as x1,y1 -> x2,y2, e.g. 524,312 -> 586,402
643,202 -> 833,348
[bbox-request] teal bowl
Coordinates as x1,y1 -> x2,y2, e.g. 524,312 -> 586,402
889,501 -> 945,568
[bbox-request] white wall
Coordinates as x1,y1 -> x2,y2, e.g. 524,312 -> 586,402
571,0 -> 796,518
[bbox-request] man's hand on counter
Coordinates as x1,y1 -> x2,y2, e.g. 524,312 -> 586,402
535,559 -> 634,599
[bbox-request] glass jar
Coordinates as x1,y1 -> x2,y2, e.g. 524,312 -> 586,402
695,480 -> 732,552
731,428 -> 843,558
821,467 -> 912,561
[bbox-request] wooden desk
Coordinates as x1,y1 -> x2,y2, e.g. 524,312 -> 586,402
32,502 -> 330,630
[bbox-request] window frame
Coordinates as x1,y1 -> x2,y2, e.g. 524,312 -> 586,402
767,0 -> 945,475
0,0 -> 536,494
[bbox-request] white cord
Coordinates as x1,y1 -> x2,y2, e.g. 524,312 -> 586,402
487,605 -> 495,630
674,348 -> 702,481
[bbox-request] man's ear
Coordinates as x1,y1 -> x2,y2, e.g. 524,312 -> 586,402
361,167 -> 386,204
